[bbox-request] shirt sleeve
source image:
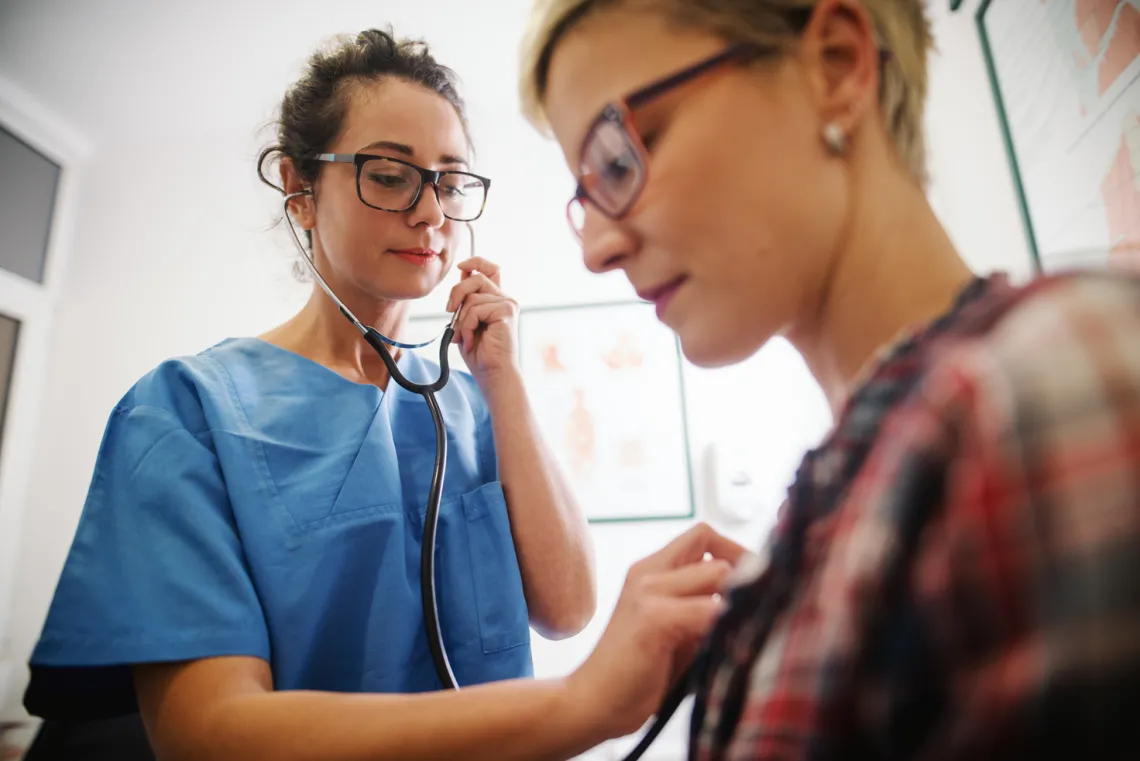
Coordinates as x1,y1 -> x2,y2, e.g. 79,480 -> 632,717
25,402 -> 269,720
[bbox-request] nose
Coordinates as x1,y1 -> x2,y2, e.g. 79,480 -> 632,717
580,205 -> 634,274
406,182 -> 446,229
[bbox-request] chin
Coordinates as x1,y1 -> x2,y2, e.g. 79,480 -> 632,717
677,326 -> 764,369
364,272 -> 442,302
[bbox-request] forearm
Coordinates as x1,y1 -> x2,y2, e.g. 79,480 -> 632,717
482,368 -> 596,638
166,678 -> 604,761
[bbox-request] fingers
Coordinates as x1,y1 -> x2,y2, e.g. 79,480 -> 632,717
457,292 -> 515,312
630,561 -> 730,644
633,523 -> 748,577
454,296 -> 518,348
639,558 -> 732,598
625,559 -> 731,655
457,257 -> 501,286
446,271 -> 501,313
654,596 -> 728,643
700,530 -> 750,566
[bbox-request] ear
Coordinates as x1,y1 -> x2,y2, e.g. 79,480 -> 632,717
799,0 -> 882,140
279,157 -> 316,230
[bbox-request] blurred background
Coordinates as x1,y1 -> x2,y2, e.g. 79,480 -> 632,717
0,0 -> 1065,757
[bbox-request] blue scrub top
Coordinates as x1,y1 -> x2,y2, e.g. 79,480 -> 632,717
26,337 -> 533,719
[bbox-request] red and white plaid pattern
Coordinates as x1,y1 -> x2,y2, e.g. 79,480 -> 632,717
690,271 -> 1140,760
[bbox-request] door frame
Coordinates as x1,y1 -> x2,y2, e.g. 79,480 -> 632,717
0,74 -> 88,714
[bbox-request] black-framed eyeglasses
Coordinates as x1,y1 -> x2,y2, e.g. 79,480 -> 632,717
316,153 -> 492,222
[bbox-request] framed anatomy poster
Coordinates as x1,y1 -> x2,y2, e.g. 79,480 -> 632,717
979,0 -> 1140,272
518,301 -> 695,523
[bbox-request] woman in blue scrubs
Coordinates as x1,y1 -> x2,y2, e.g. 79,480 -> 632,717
19,27 -> 695,760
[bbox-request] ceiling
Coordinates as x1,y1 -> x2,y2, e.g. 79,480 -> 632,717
0,0 -> 536,150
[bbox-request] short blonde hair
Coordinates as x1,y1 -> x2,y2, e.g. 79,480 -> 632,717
519,0 -> 933,185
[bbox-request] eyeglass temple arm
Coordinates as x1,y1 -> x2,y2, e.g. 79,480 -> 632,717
626,44 -> 756,108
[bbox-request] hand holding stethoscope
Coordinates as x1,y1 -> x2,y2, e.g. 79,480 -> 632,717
567,524 -> 750,757
446,256 -> 521,386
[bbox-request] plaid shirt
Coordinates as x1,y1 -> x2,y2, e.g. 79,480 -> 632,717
690,271 -> 1140,761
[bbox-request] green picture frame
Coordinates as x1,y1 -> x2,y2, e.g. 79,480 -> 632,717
977,0 -> 1140,273
977,0 -> 1044,273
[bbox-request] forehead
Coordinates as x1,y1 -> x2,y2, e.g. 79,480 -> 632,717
543,7 -> 727,163
335,78 -> 469,163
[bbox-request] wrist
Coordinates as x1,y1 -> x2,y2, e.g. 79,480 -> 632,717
556,673 -> 617,751
476,364 -> 525,401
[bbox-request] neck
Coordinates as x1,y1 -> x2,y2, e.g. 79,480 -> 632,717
262,251 -> 408,388
786,171 -> 975,418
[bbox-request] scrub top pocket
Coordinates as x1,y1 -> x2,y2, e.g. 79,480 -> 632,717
461,481 -> 531,654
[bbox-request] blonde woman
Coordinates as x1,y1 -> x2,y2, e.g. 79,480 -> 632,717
518,0 -> 1140,758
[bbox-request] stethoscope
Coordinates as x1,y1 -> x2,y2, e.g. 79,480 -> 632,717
283,189 -> 462,690
282,189 -> 690,761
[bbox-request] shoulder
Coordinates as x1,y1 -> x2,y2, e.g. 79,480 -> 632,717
921,272 -> 1140,422
847,272 -> 1140,513
117,337 -> 339,428
978,272 -> 1140,384
90,343 -> 249,477
103,338 -> 284,458
890,272 -> 1140,516
112,339 -> 257,431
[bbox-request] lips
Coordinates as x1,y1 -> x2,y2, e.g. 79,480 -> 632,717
390,248 -> 441,267
637,275 -> 688,320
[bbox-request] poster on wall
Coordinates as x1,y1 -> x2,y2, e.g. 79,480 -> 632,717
518,302 -> 694,523
979,0 -> 1140,272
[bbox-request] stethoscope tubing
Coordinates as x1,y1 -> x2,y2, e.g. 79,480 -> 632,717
283,191 -> 460,688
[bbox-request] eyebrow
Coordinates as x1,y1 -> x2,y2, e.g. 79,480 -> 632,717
361,140 -> 468,168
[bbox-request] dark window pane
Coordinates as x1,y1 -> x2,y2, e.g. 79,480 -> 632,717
0,312 -> 17,459
0,126 -> 60,284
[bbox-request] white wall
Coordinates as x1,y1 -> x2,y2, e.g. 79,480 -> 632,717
0,0 -> 1032,757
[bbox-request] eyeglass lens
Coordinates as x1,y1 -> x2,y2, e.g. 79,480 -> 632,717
571,117 -> 644,236
359,157 -> 487,221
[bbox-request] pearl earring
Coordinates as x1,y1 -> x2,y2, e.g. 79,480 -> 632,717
823,122 -> 847,155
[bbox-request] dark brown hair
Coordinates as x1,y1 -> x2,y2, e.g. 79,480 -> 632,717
258,27 -> 470,197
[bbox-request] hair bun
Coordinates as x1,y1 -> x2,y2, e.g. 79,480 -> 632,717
356,28 -> 397,57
